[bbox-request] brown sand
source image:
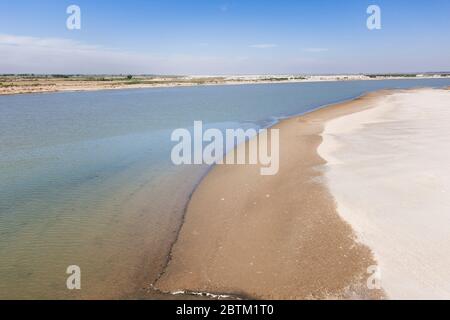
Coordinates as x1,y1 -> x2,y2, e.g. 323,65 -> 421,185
154,92 -> 390,299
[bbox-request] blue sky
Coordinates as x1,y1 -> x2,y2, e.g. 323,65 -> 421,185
1,0 -> 449,74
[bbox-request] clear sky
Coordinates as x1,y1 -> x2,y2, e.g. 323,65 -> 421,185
1,0 -> 449,75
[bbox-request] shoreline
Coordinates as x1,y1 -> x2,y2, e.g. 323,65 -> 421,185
153,90 -> 392,299
141,89 -> 392,300
1,76 -> 449,96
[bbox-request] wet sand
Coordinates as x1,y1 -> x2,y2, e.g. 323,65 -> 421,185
154,92 -> 389,299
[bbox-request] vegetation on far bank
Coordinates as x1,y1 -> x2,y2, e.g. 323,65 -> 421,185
1,73 -> 449,95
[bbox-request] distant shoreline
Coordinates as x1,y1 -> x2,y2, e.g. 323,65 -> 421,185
1,74 -> 449,96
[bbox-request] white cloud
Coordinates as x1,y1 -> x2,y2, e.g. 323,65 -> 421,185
0,34 -> 243,75
303,47 -> 329,53
0,35 -> 328,74
0,34 -> 98,51
2,34 -> 443,75
0,34 -> 153,74
249,44 -> 278,49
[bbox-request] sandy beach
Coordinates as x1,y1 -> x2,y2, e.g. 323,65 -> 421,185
154,92 -> 389,299
318,88 -> 450,299
155,87 -> 450,300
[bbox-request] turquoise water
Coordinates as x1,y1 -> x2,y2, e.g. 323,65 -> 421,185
1,79 -> 450,298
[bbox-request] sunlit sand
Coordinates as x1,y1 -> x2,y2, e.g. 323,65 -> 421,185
319,88 -> 450,299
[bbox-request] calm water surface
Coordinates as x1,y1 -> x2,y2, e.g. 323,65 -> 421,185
1,79 -> 450,298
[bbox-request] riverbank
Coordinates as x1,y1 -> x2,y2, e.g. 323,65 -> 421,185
1,74 -> 448,96
153,91 -> 391,299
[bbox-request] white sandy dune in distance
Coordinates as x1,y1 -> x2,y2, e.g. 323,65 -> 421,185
318,88 -> 450,299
